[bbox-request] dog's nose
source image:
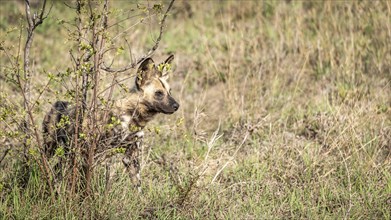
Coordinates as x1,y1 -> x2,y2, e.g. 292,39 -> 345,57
173,102 -> 179,111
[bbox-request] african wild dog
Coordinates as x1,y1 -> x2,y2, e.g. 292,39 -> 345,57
42,55 -> 179,192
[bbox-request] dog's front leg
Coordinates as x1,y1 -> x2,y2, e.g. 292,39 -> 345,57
122,144 -> 141,193
122,131 -> 144,193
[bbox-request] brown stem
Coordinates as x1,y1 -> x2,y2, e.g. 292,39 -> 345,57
84,0 -> 109,198
70,0 -> 83,195
23,0 -> 55,201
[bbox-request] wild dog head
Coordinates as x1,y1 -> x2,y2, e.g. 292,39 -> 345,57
136,55 -> 179,114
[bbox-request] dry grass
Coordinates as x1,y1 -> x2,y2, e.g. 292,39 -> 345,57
1,1 -> 390,219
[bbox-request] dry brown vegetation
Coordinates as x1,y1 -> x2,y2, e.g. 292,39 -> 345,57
0,1 -> 390,219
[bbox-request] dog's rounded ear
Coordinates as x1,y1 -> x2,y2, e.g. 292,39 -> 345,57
138,58 -> 155,72
159,55 -> 175,80
136,58 -> 155,90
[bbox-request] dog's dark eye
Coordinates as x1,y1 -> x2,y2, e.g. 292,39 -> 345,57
155,90 -> 164,97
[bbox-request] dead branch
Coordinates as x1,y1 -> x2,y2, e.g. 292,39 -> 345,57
70,0 -> 84,195
24,0 -> 52,104
23,0 -> 55,200
84,0 -> 109,198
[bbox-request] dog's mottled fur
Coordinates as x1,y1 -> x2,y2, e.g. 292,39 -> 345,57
42,55 -> 179,191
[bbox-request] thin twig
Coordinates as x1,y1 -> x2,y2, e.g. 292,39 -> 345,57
211,131 -> 249,184
107,13 -> 144,29
28,76 -> 52,111
102,0 -> 175,73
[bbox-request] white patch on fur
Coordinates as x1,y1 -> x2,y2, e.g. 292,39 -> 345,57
121,115 -> 131,130
122,157 -> 130,165
135,131 -> 144,138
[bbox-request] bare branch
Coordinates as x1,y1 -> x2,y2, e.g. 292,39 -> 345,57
25,0 -> 52,31
102,0 -> 175,73
23,0 -> 55,200
64,1 -> 77,10
25,0 -> 33,28
36,0 -> 48,26
145,0 -> 176,56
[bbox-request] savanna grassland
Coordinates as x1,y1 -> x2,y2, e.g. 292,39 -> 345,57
0,1 -> 390,219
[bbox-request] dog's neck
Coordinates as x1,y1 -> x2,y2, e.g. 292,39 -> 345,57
128,103 -> 157,128
114,92 -> 157,130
